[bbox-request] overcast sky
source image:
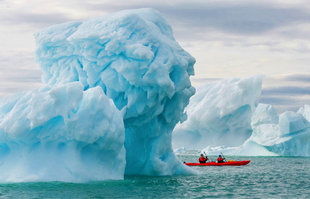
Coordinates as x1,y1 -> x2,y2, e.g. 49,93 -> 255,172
0,0 -> 310,113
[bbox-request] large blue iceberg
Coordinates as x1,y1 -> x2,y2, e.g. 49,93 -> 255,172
0,8 -> 195,182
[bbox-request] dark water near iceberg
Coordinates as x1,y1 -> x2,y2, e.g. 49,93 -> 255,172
0,156 -> 309,198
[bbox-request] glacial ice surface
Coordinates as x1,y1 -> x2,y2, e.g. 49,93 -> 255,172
172,76 -> 310,157
0,8 -> 195,181
0,83 -> 125,182
202,103 -> 310,156
173,76 -> 262,150
247,104 -> 310,156
298,105 -> 310,122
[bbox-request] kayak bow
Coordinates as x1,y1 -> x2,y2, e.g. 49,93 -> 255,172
185,160 -> 250,166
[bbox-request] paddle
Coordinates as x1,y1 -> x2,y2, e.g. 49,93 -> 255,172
203,152 -> 209,162
220,152 -> 226,162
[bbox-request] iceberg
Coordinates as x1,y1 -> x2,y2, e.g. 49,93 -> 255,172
203,103 -> 310,156
171,74 -> 310,157
0,8 -> 195,181
173,76 -> 262,150
250,104 -> 281,146
0,83 -> 125,182
246,104 -> 310,156
297,105 -> 310,122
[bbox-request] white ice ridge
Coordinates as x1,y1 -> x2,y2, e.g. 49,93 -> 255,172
0,8 -> 195,181
173,76 -> 262,150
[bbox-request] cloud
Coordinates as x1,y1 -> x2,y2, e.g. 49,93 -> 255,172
273,104 -> 302,113
2,1 -> 310,42
0,12 -> 72,28
0,70 -> 41,83
0,0 -> 310,107
259,94 -> 310,113
165,4 -> 310,35
0,50 -> 42,98
281,74 -> 310,82
262,86 -> 310,96
260,74 -> 310,113
0,82 -> 42,93
80,1 -> 310,37
259,96 -> 298,105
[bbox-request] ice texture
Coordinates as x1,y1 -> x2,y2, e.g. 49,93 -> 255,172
173,76 -> 262,150
250,104 -> 281,146
203,103 -> 310,156
173,75 -> 310,157
247,104 -> 310,156
251,103 -> 278,127
0,83 -> 125,182
0,8 -> 195,181
298,105 -> 310,122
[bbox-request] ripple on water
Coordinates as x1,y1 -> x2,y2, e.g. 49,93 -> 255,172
0,156 -> 309,198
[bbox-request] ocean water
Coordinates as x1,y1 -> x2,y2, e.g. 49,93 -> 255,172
0,156 -> 309,198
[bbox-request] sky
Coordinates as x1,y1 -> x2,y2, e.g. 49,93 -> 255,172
0,0 -> 310,113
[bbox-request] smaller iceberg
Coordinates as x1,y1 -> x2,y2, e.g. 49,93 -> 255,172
203,104 -> 310,156
250,104 -> 310,156
173,76 -> 262,150
172,75 -> 310,157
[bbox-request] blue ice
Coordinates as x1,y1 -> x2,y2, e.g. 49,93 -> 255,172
0,8 -> 195,182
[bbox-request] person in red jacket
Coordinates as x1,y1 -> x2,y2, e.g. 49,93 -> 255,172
199,154 -> 208,163
217,155 -> 225,163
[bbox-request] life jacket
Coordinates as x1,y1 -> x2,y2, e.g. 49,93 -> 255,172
199,157 -> 207,163
217,157 -> 224,163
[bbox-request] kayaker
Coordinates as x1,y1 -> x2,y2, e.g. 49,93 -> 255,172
199,154 -> 208,163
217,155 -> 225,163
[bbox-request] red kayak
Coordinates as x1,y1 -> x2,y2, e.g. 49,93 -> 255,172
184,160 -> 250,166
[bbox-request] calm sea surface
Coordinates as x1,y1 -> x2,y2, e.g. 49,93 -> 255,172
0,156 -> 309,198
